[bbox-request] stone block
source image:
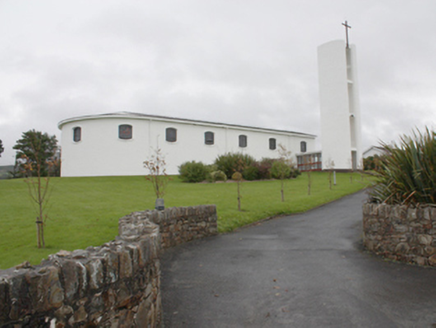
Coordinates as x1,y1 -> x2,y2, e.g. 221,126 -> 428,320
430,208 -> 436,221
89,292 -> 105,314
7,271 -> 32,320
424,246 -> 436,256
393,224 -> 408,233
407,208 -> 418,221
118,247 -> 133,279
75,261 -> 88,298
411,246 -> 424,256
116,282 -> 140,309
395,243 -> 410,254
428,254 -> 436,266
73,304 -> 87,323
0,279 -> 10,323
86,258 -> 104,290
54,305 -> 73,322
60,260 -> 80,302
101,250 -> 119,284
418,234 -> 433,246
25,266 -> 64,312
415,256 -> 427,266
377,204 -> 389,218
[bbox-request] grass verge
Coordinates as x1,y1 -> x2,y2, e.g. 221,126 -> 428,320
0,172 -> 373,269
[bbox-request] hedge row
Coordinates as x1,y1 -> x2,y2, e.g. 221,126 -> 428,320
178,153 -> 300,183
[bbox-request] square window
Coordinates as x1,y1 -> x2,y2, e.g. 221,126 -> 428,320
73,127 -> 81,142
119,125 -> 132,139
239,135 -> 247,148
300,141 -> 307,153
205,131 -> 214,145
269,138 -> 276,150
166,128 -> 177,142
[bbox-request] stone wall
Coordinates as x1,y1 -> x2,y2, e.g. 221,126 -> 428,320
120,205 -> 218,249
0,205 -> 217,327
362,203 -> 436,266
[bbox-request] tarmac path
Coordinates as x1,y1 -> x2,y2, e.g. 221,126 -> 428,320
161,191 -> 436,327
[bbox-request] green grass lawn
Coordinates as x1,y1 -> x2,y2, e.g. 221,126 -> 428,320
0,172 -> 374,269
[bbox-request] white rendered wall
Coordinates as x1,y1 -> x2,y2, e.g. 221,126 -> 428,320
318,40 -> 362,170
59,114 -> 315,177
346,44 -> 363,169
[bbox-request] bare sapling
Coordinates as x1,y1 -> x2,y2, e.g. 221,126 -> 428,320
144,148 -> 170,209
21,155 -> 56,248
271,144 -> 294,201
325,158 -> 335,190
302,155 -> 313,195
232,159 -> 245,211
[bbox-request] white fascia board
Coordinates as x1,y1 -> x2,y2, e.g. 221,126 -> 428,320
58,112 -> 317,139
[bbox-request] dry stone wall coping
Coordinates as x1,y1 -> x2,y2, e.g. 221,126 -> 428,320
0,204 -> 217,327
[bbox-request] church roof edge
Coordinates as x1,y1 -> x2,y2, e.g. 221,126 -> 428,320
58,111 -> 317,138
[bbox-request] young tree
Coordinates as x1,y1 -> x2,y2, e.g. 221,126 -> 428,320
270,160 -> 291,201
0,139 -> 4,157
302,155 -> 314,196
232,159 -> 246,211
144,147 -> 170,210
13,130 -> 58,177
271,144 -> 296,202
13,130 -> 58,248
325,158 -> 335,190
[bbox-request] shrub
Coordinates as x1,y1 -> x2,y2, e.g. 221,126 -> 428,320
242,166 -> 260,181
231,171 -> 243,181
364,155 -> 383,171
215,153 -> 256,179
255,158 -> 277,179
210,170 -> 227,182
290,167 -> 301,178
370,128 -> 436,205
178,161 -> 209,183
270,160 -> 291,179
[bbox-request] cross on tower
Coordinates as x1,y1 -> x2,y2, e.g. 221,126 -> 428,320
342,20 -> 351,48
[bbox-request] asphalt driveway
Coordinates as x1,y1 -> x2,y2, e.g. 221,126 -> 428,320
161,191 -> 436,327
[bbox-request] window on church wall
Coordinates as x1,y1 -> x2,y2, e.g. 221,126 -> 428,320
269,138 -> 276,150
239,135 -> 247,148
300,141 -> 307,153
166,128 -> 177,142
73,127 -> 81,142
205,131 -> 214,145
119,125 -> 133,139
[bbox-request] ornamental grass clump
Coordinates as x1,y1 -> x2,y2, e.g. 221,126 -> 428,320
370,128 -> 436,205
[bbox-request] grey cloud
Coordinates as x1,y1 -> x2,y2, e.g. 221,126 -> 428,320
1,0 -> 436,166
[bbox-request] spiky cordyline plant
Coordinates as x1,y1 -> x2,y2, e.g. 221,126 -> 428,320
370,128 -> 436,205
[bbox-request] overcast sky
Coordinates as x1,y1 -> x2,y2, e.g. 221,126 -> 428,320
1,0 -> 435,165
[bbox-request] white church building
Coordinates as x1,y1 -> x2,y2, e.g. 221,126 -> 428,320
58,112 -> 316,177
58,35 -> 363,177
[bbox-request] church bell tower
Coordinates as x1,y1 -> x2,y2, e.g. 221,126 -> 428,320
318,22 -> 362,170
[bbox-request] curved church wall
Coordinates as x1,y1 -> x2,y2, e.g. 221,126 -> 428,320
0,205 -> 217,327
59,113 -> 316,177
